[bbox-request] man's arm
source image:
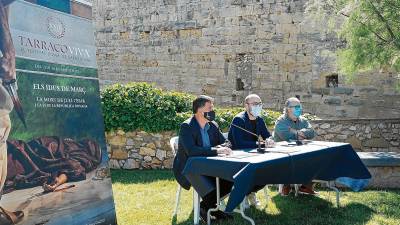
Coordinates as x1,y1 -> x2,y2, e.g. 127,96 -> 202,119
179,123 -> 218,157
258,118 -> 271,139
211,121 -> 226,146
230,117 -> 258,149
0,0 -> 16,81
274,118 -> 296,141
299,119 -> 316,139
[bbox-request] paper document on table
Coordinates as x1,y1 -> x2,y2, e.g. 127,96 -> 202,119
222,152 -> 258,159
248,148 -> 301,154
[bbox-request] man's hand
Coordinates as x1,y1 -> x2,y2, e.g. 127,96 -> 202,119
265,137 -> 275,147
289,128 -> 306,140
297,131 -> 306,140
216,146 -> 232,156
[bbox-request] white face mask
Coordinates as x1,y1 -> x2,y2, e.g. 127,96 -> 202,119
250,105 -> 262,117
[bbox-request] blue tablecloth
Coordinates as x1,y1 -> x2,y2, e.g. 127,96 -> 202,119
182,141 -> 371,212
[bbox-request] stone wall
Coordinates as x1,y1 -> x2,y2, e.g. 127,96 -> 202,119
107,118 -> 400,170
106,130 -> 176,170
367,167 -> 400,189
92,0 -> 400,119
311,119 -> 400,152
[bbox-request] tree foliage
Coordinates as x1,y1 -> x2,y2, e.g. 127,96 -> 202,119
305,0 -> 400,87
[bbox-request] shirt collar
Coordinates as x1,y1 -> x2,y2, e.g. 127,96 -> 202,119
203,122 -> 210,131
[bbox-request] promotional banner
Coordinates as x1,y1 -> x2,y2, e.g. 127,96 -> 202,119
0,1 -> 117,224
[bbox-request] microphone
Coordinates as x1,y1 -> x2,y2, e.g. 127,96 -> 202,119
230,123 -> 265,153
293,120 -> 303,146
295,130 -> 303,146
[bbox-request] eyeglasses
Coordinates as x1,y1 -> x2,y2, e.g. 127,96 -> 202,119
246,102 -> 263,106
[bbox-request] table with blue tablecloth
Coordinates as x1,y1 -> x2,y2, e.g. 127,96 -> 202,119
182,141 -> 371,213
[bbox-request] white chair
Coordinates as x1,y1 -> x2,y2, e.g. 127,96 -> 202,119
171,136 -> 202,224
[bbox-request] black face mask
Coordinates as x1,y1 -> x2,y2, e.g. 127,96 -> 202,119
203,110 -> 216,121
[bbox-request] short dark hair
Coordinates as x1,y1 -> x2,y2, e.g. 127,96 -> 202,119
192,95 -> 214,114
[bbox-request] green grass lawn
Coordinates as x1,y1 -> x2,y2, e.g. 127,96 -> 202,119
111,170 -> 400,225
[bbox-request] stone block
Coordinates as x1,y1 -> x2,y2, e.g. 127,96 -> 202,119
320,123 -> 330,129
311,88 -> 330,95
346,136 -> 362,149
163,158 -> 173,169
359,87 -> 378,93
129,151 -> 143,160
333,87 -> 354,95
349,126 -> 357,131
111,149 -> 128,160
336,134 -> 348,140
108,135 -> 127,146
366,166 -> 400,188
139,147 -> 156,156
363,138 -> 390,148
179,28 -> 202,38
156,150 -> 167,160
123,159 -> 140,169
127,138 -> 134,146
108,159 -> 121,169
144,156 -> 152,162
347,99 -> 364,106
324,97 -> 341,105
146,143 -> 156,149
358,152 -> 400,167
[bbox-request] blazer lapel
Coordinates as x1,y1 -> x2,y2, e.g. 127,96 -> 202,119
207,123 -> 215,146
191,116 -> 204,147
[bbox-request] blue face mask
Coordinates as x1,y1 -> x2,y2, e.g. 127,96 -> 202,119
293,106 -> 302,118
250,105 -> 262,117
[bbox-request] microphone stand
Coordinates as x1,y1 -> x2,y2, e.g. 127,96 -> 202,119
231,123 -> 266,153
296,131 -> 303,146
294,121 -> 303,146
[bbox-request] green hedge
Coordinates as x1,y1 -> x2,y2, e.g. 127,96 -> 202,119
101,82 -> 193,132
101,82 -> 315,133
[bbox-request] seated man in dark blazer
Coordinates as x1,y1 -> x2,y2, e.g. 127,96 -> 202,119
228,94 -> 274,206
173,95 -> 233,222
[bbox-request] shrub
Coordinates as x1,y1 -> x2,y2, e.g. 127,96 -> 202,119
101,82 -> 193,132
101,82 -> 314,133
163,91 -> 195,113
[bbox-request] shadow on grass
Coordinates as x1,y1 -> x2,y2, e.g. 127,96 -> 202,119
267,194 -> 374,225
111,169 -> 175,184
171,194 -> 374,225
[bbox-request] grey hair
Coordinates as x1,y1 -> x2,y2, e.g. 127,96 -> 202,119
283,97 -> 300,114
244,94 -> 261,104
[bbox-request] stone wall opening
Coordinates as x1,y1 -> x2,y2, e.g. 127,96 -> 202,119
236,78 -> 244,91
326,74 -> 338,88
